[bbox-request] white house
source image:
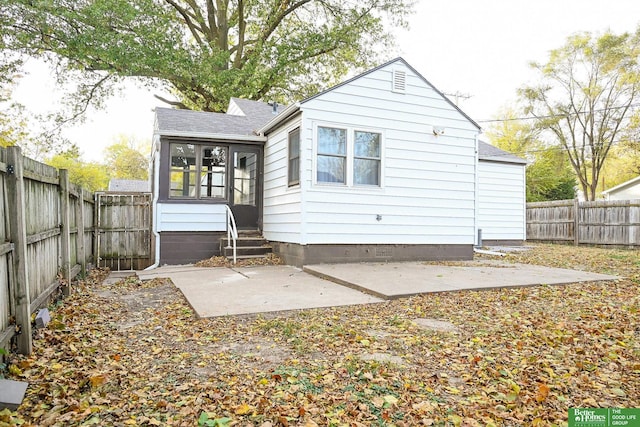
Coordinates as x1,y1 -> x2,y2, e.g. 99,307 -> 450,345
602,176 -> 640,200
150,58 -> 526,266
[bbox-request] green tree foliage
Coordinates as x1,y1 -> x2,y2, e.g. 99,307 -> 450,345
46,148 -> 110,192
486,108 -> 576,202
103,136 -> 149,180
519,29 -> 640,201
2,0 -> 414,113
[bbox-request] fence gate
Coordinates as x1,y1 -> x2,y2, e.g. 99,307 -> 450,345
96,193 -> 153,271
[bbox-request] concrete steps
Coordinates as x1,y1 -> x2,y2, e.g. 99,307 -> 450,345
220,233 -> 272,261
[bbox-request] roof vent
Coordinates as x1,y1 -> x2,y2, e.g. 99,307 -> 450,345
392,69 -> 406,94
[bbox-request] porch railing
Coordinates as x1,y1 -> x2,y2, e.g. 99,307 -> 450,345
225,205 -> 238,264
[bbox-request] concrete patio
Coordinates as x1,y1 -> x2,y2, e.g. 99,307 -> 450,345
130,260 -> 618,317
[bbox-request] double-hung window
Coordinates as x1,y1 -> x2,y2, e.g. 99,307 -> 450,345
317,126 -> 347,184
354,131 -> 381,186
288,128 -> 300,186
169,143 -> 227,199
316,126 -> 381,187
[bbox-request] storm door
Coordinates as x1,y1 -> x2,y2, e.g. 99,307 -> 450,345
229,147 -> 261,229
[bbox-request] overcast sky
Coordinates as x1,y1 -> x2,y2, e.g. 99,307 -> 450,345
11,0 -> 640,161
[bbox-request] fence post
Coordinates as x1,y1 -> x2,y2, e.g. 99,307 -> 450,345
59,169 -> 71,294
6,147 -> 32,355
573,198 -> 580,246
76,188 -> 86,277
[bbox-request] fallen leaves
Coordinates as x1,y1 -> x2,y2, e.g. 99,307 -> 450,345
0,244 -> 638,426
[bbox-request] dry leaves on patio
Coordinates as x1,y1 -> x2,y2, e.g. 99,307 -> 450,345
1,243 -> 639,426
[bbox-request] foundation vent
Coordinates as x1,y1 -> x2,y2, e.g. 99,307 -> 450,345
375,247 -> 393,257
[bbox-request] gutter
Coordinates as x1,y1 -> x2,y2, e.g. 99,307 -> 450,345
156,130 -> 267,142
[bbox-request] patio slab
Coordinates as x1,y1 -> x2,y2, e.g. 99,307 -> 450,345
133,260 -> 619,317
138,265 -> 384,317
303,260 -> 619,299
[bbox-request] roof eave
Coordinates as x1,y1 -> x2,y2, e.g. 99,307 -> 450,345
479,156 -> 527,165
155,129 -> 267,142
602,176 -> 640,194
256,103 -> 301,135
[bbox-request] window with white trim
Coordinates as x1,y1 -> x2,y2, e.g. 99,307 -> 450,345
354,131 -> 381,186
315,126 -> 382,187
288,128 -> 300,186
317,126 -> 347,184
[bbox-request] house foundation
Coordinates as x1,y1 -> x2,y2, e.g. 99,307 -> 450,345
271,242 -> 473,268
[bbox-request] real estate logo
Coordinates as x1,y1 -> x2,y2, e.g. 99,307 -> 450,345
570,409 -> 608,427
568,408 -> 640,427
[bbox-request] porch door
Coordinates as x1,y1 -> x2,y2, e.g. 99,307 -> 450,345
229,147 -> 261,230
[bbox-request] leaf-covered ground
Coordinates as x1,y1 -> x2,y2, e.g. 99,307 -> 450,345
1,244 -> 639,426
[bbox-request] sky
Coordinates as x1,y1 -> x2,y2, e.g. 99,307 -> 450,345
10,0 -> 640,162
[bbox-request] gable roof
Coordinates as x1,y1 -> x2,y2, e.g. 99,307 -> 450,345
258,57 -> 481,135
602,175 -> 640,195
478,141 -> 527,165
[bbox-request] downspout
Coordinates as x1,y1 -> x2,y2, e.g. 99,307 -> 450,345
145,142 -> 161,270
473,134 -> 480,248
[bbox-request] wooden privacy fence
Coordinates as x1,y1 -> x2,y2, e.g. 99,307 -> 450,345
1,146 -> 152,356
527,199 -> 640,246
0,146 -> 94,354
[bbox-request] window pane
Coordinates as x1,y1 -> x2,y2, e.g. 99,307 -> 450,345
234,152 -> 257,205
288,128 -> 300,185
354,131 -> 380,158
170,143 -> 197,197
354,159 -> 380,186
201,146 -> 226,199
171,143 -> 197,167
318,127 -> 346,155
170,170 -> 197,197
317,155 -> 345,183
289,157 -> 300,184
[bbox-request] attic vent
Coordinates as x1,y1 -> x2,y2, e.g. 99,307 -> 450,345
392,69 -> 406,93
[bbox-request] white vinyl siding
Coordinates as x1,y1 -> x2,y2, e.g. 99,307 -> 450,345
263,119 -> 303,243
290,61 -> 479,245
477,160 -> 526,241
157,203 -> 226,232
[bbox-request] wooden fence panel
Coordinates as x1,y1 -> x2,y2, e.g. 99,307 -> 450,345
0,148 -> 13,350
23,160 -> 61,304
0,147 -> 99,355
0,147 -> 154,354
527,199 -> 640,246
96,193 -> 152,271
526,200 -> 575,242
83,193 -> 94,267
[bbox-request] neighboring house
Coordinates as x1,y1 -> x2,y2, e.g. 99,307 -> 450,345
477,141 -> 527,245
108,179 -> 150,192
150,57 -> 526,266
602,176 -> 640,200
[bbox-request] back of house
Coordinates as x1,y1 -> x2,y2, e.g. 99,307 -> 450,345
150,58 -> 523,266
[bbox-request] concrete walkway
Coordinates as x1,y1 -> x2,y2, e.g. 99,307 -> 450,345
130,261 -> 618,317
